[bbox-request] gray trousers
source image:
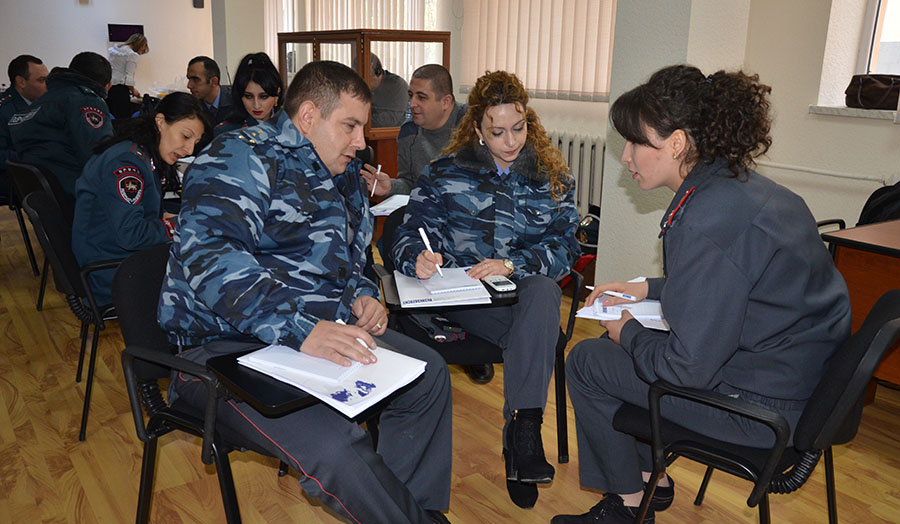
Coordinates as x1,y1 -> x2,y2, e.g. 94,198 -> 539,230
174,328 -> 452,524
444,274 -> 561,424
566,336 -> 803,494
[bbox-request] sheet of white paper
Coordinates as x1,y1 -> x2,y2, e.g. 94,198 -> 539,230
393,270 -> 491,308
239,344 -> 361,383
370,194 -> 410,216
418,267 -> 484,295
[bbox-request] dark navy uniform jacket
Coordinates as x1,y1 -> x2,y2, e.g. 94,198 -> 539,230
73,140 -> 176,305
8,68 -> 113,203
0,87 -> 29,198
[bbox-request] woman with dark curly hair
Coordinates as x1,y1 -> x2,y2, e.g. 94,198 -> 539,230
391,70 -> 581,509
553,65 -> 851,524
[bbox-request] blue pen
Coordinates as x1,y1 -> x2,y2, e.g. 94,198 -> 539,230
604,290 -> 636,301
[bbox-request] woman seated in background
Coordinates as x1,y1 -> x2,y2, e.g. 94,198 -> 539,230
391,70 -> 580,510
72,92 -> 211,305
214,52 -> 283,136
552,65 -> 851,524
107,33 -> 149,119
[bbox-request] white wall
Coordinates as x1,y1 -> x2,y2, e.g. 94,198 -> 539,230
211,0 -> 266,84
0,0 -> 212,94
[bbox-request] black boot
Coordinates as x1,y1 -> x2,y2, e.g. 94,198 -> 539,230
504,408 -> 555,484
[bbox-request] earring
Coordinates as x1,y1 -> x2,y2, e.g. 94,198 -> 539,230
479,138 -> 485,146
673,152 -> 678,160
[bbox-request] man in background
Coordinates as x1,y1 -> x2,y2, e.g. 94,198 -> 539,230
9,52 -> 112,204
366,53 -> 409,128
186,55 -> 232,126
0,54 -> 49,204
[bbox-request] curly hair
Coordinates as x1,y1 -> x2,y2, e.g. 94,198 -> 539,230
443,70 -> 571,201
610,64 -> 772,177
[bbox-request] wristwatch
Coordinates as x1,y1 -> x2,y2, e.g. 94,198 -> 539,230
503,259 -> 514,278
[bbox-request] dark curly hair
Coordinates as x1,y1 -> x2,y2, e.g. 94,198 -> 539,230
610,64 -> 772,177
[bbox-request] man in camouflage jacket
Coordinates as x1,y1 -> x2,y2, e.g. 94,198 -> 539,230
158,61 -> 453,524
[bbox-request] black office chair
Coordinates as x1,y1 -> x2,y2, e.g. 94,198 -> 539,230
375,207 -> 582,464
6,160 -> 74,310
612,289 -> 900,524
21,191 -> 119,441
817,218 -> 846,259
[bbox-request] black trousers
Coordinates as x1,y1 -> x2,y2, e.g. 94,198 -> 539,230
174,329 -> 453,523
108,84 -> 139,119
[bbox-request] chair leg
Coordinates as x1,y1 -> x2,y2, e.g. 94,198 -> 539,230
136,437 -> 159,524
757,493 -> 771,524
14,203 -> 40,276
554,345 -> 569,463
78,323 -> 102,441
76,321 -> 88,382
36,257 -> 49,311
634,469 -> 663,524
212,440 -> 242,524
694,466 -> 714,505
277,460 -> 289,478
825,446 -> 838,524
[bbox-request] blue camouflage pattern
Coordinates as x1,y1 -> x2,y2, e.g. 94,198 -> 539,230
392,142 -> 580,281
158,111 -> 380,348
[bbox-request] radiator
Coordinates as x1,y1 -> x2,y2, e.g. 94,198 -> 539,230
548,130 -> 604,216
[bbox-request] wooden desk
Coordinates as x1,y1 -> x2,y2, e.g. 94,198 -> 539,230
822,219 -> 900,389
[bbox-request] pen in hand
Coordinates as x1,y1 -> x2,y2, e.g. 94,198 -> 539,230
418,227 -> 443,277
370,164 -> 382,197
603,290 -> 636,301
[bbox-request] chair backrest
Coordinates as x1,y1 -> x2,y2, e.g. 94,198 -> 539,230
112,243 -> 175,381
6,160 -> 74,224
794,289 -> 900,451
21,191 -> 85,298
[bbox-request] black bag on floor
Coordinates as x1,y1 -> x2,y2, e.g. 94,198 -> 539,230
857,181 -> 900,226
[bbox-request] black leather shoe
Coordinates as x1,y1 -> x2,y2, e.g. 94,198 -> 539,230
463,363 -> 494,384
551,494 -> 655,524
648,476 -> 674,511
426,509 -> 452,523
506,479 -> 539,509
504,408 -> 554,483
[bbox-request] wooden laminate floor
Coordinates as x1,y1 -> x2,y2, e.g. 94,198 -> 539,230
2,208 -> 900,523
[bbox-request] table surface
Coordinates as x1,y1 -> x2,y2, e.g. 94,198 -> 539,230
821,219 -> 900,256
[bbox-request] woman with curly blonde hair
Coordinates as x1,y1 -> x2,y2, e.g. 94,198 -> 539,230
391,70 -> 581,510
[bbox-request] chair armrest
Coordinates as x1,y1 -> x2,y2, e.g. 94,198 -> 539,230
563,268 -> 584,342
815,218 -> 845,231
79,258 -> 124,329
374,263 -> 400,307
647,380 -> 791,507
121,344 -> 222,465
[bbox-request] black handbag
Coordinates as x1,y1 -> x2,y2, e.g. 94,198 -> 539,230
844,74 -> 900,109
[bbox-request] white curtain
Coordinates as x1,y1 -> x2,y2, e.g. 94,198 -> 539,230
461,0 -> 615,101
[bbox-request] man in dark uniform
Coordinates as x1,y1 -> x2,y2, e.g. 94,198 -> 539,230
186,56 -> 232,126
8,52 -> 113,205
0,54 -> 49,204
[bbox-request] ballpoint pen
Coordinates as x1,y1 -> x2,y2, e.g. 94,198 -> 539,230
418,227 -> 443,277
370,164 -> 382,197
603,290 -> 637,301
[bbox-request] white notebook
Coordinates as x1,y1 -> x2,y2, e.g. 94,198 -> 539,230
577,299 -> 670,331
238,344 -> 426,418
393,269 -> 492,308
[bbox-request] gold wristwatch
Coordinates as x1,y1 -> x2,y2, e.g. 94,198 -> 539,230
503,259 -> 514,278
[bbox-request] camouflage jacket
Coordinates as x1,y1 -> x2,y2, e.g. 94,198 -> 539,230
391,142 -> 580,281
158,111 -> 379,348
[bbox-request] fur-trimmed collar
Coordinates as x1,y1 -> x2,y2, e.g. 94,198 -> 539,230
453,142 -> 547,183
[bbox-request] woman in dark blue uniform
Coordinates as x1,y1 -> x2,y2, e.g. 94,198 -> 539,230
214,52 -> 283,136
72,92 -> 211,305
552,65 -> 851,524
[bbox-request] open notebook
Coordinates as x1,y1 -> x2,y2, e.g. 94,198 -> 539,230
577,299 -> 670,331
393,268 -> 492,307
237,344 -> 426,418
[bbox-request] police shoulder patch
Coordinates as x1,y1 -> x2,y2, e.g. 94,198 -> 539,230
81,106 -> 105,129
114,166 -> 144,205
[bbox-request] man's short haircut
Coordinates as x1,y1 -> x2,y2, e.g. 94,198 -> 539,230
369,53 -> 384,77
69,52 -> 112,87
411,64 -> 454,100
188,56 -> 221,82
283,60 -> 372,119
8,54 -> 43,84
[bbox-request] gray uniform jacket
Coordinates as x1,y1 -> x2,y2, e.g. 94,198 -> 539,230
619,157 -> 852,406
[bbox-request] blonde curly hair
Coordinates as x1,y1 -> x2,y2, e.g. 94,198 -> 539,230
443,71 -> 571,201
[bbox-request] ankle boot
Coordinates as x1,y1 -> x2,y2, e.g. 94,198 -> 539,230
504,408 -> 555,483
